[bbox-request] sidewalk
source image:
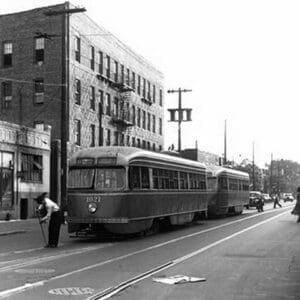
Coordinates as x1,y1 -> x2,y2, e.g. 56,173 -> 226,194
0,218 -> 38,236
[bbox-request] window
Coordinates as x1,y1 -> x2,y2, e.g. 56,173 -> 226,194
129,166 -> 149,189
90,124 -> 95,147
113,60 -> 118,82
142,110 -> 146,129
75,79 -> 81,104
159,88 -> 163,106
35,37 -> 44,64
120,64 -> 124,84
2,81 -> 12,108
142,78 -> 146,98
152,169 -> 179,190
137,138 -> 141,148
105,93 -> 111,115
218,177 -> 228,191
21,153 -> 43,182
90,46 -> 95,70
152,143 -> 156,151
0,151 -> 14,208
147,81 -> 151,100
137,108 -> 141,127
126,135 -> 130,146
120,133 -> 125,146
34,79 -> 44,104
180,172 -> 188,189
126,68 -> 130,86
152,115 -> 156,133
105,55 -> 110,78
152,85 -> 156,103
98,51 -> 103,74
132,105 -> 136,125
90,86 -> 95,110
114,131 -> 118,146
131,72 -> 135,90
95,168 -> 125,190
142,140 -> 146,149
68,168 -> 94,188
147,113 -> 151,131
147,141 -> 151,150
74,119 -> 81,145
3,42 -> 12,67
113,97 -> 119,117
137,75 -> 141,95
106,128 -> 111,146
159,118 -> 162,135
132,137 -> 136,146
75,36 -> 80,62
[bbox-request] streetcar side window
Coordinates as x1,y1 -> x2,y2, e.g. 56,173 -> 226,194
229,179 -> 238,191
129,166 -> 150,189
141,167 -> 150,188
180,172 -> 188,189
152,168 -> 179,190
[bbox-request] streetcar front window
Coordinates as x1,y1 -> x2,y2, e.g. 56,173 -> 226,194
95,168 -> 125,190
68,168 -> 95,188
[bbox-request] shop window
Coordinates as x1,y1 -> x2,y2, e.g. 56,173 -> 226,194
21,153 -> 43,182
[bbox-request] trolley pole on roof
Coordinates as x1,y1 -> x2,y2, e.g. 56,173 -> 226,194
252,141 -> 255,191
167,88 -> 192,152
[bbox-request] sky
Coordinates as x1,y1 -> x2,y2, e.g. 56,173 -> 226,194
2,0 -> 300,167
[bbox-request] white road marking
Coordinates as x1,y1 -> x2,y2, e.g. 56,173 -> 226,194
0,208 -> 291,299
49,287 -> 94,296
0,244 -> 114,273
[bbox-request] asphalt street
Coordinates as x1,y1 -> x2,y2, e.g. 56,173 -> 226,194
0,202 -> 299,300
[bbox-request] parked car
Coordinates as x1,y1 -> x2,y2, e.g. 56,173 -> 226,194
246,191 -> 263,209
282,193 -> 295,202
262,193 -> 272,202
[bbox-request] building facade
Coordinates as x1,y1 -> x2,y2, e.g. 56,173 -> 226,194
0,2 -> 164,155
0,121 -> 51,220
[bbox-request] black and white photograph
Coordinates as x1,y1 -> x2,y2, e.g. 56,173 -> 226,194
0,0 -> 299,299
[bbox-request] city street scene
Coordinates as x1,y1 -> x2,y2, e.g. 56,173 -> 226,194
0,1 -> 300,299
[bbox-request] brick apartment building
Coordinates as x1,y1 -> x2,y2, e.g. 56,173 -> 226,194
0,2 -> 164,152
0,2 -> 164,206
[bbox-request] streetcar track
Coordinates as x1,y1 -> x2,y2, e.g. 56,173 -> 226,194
0,207 -> 291,299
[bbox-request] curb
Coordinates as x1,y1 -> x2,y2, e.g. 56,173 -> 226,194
0,230 -> 27,236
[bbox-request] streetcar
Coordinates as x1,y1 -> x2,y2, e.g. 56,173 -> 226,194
67,146 -> 209,235
207,165 -> 250,216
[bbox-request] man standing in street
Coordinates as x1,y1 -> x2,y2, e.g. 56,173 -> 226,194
273,193 -> 282,208
35,192 -> 61,248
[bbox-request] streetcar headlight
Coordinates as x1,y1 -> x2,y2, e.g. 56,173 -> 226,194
88,203 -> 97,213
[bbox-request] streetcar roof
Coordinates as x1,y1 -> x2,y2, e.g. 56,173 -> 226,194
69,146 -> 207,171
206,165 -> 249,179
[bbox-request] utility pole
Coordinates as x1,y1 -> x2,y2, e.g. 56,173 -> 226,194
167,88 -> 192,152
252,141 -> 255,191
44,5 -> 86,213
270,153 -> 273,194
224,119 -> 227,165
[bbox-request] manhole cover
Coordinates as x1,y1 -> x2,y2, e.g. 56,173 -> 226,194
49,287 -> 94,296
15,268 -> 55,274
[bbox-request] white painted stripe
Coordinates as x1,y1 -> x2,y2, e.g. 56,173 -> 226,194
90,210 -> 290,300
0,208 -> 291,299
0,244 -> 114,274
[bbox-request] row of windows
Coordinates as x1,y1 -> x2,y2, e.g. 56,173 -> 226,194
73,119 -> 162,151
74,36 -> 163,106
1,38 -> 45,68
218,177 -> 249,191
129,166 -> 207,190
1,79 -> 44,108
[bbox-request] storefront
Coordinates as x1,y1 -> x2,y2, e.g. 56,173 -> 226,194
0,121 -> 51,220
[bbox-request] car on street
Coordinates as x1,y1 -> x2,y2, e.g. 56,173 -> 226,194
246,191 -> 263,209
282,193 -> 295,202
262,193 -> 272,202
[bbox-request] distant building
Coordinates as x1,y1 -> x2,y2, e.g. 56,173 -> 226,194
0,121 -> 51,220
180,148 -> 220,166
0,2 -> 164,152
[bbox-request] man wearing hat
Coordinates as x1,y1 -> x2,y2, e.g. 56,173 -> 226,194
35,192 -> 61,248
